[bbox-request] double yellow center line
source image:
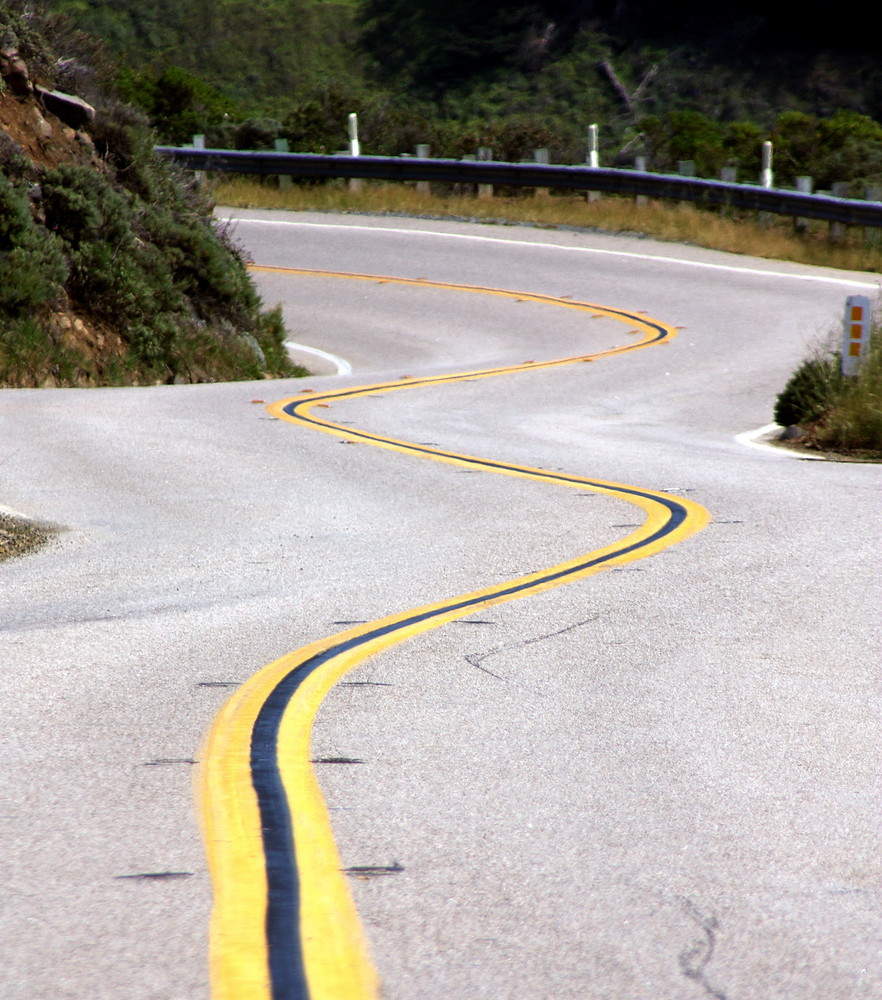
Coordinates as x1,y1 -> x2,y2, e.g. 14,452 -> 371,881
199,270 -> 711,1000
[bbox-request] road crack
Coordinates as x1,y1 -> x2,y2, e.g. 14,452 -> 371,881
678,899 -> 728,1000
465,617 -> 600,680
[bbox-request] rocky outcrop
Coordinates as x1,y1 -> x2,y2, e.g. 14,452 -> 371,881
0,38 -> 98,171
34,85 -> 95,130
0,41 -> 32,97
2,35 -> 96,133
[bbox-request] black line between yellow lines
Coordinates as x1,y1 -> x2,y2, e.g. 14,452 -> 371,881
199,269 -> 711,1000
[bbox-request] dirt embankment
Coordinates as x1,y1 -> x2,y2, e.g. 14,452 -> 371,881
0,84 -> 96,170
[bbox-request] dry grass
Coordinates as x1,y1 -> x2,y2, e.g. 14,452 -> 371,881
212,177 -> 882,274
813,336 -> 882,455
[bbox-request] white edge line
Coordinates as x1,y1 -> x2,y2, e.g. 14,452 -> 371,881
735,423 -> 829,460
223,216 -> 881,290
284,340 -> 352,376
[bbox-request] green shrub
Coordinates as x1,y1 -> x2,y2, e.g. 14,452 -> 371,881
774,349 -> 843,426
0,174 -> 68,313
1,3 -> 299,387
116,66 -> 235,146
775,321 -> 882,456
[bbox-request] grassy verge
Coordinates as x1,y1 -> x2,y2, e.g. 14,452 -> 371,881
212,177 -> 882,274
774,329 -> 882,460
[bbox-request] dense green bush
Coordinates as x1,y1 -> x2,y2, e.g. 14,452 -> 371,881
0,2 -> 301,387
117,66 -> 235,146
774,350 -> 843,427
0,175 -> 68,314
33,163 -> 286,379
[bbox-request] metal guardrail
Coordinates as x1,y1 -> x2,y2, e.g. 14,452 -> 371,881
156,146 -> 882,229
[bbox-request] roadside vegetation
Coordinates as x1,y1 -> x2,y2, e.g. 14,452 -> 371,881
0,2 -> 303,387
5,0 -> 881,453
215,177 -> 882,460
46,0 -> 882,194
210,176 -> 882,275
775,325 -> 882,458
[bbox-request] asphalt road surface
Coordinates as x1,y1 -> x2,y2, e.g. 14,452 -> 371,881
2,211 -> 880,1000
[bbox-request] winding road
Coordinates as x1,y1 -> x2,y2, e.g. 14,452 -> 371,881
2,212 -> 880,1000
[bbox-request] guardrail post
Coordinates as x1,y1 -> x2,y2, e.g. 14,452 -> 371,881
533,147 -> 550,197
415,144 -> 430,195
719,167 -> 737,216
586,124 -> 600,202
459,153 -> 476,196
830,181 -> 849,243
865,185 -> 881,246
795,176 -> 813,232
274,138 -> 292,190
478,146 -> 494,199
635,155 -> 647,207
192,134 -> 205,185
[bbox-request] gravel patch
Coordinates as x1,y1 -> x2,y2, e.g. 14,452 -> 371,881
0,512 -> 53,562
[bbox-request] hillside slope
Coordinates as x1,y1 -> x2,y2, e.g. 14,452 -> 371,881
0,4 -> 299,387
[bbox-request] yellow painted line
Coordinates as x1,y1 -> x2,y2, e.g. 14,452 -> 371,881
199,271 -> 711,1000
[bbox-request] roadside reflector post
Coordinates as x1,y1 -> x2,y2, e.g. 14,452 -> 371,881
842,294 -> 872,376
347,113 -> 362,192
759,140 -> 773,226
586,124 -> 600,202
347,113 -> 360,157
760,141 -> 773,188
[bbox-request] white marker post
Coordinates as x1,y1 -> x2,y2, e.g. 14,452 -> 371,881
587,124 -> 599,168
347,113 -> 360,157
842,295 -> 872,376
587,124 -> 600,202
760,141 -> 773,188
758,141 -> 774,226
347,113 -> 361,192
